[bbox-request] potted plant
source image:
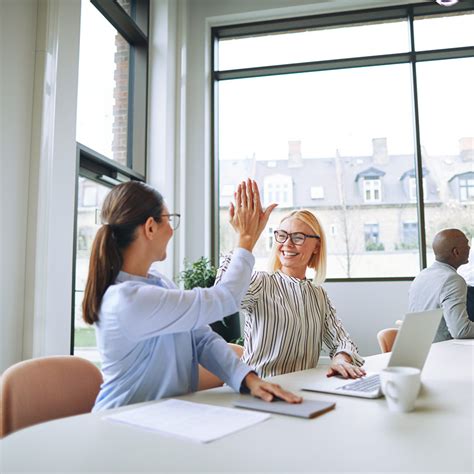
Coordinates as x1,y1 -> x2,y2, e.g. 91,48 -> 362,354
178,257 -> 242,343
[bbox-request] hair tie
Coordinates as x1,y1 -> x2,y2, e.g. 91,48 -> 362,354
103,223 -> 116,240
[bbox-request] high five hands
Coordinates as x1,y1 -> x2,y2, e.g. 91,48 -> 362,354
229,179 -> 277,252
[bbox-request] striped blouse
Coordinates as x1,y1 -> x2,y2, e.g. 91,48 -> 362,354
216,255 -> 364,378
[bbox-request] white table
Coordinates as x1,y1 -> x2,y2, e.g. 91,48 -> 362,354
1,341 -> 473,473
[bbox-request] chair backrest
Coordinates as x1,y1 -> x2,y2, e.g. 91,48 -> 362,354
377,328 -> 399,353
0,355 -> 103,437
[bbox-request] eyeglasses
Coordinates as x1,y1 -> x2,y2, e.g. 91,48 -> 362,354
162,213 -> 181,230
273,229 -> 320,246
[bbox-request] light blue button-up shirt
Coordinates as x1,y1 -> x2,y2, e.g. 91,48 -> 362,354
93,248 -> 254,411
409,260 -> 474,342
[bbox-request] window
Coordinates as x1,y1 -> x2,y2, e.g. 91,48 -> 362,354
402,222 -> 419,249
82,184 -> 98,207
364,223 -> 383,251
408,176 -> 426,202
73,0 -> 149,362
263,175 -> 293,207
459,173 -> 474,202
76,3 -> 130,164
213,3 -> 474,278
363,178 -> 382,203
416,56 -> 474,266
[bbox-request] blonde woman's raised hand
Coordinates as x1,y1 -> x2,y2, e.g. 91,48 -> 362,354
229,179 -> 276,252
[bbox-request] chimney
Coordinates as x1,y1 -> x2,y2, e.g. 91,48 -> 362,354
288,140 -> 303,168
459,137 -> 474,162
372,137 -> 388,165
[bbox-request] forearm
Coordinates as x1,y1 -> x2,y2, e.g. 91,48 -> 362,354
442,279 -> 474,339
196,329 -> 252,392
443,304 -> 474,338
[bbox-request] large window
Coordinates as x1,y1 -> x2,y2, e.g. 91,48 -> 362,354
73,0 -> 149,362
213,3 -> 474,279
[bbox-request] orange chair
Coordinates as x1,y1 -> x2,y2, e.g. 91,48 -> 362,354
0,356 -> 103,438
198,343 -> 244,391
377,328 -> 399,353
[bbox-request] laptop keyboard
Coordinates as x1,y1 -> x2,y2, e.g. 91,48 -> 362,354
337,374 -> 381,393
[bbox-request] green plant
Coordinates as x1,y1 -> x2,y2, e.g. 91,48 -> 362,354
232,336 -> 244,346
395,241 -> 418,250
365,241 -> 385,251
178,257 -> 217,290
178,257 -> 242,340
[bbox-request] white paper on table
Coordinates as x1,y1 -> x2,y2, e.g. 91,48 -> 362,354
452,340 -> 474,346
104,399 -> 270,443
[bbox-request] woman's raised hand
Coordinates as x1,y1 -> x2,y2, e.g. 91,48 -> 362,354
229,179 -> 277,252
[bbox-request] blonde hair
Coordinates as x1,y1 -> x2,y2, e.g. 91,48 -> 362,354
268,209 -> 327,285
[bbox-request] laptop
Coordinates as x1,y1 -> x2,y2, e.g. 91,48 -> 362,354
302,309 -> 443,399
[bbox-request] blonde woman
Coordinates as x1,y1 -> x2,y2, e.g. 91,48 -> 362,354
217,209 -> 365,379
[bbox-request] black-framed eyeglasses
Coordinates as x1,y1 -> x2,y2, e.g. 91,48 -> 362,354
162,213 -> 181,230
273,229 -> 320,246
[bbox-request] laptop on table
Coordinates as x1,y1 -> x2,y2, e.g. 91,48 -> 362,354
302,309 -> 443,399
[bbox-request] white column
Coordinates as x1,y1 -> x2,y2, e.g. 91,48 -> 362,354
0,0 -> 38,371
22,0 -> 81,360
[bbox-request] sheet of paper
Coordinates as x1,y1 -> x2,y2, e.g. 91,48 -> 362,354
104,399 -> 270,443
452,340 -> 474,346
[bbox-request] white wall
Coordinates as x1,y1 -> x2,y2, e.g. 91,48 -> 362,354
0,0 -> 80,372
324,280 -> 410,356
0,0 -> 37,370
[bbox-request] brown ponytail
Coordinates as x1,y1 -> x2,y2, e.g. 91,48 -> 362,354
82,181 -> 164,324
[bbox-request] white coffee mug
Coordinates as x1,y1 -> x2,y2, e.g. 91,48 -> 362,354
380,366 -> 421,413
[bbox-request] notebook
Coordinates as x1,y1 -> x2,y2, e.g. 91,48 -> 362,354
301,308 -> 443,399
234,397 -> 335,418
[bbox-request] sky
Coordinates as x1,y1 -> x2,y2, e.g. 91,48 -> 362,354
217,12 -> 474,160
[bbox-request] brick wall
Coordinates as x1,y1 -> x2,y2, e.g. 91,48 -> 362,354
112,0 -> 130,165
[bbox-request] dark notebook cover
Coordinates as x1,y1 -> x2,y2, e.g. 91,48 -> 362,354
233,397 -> 335,419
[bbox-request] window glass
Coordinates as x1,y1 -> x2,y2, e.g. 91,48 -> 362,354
364,223 -> 382,251
415,58 -> 474,269
215,7 -> 474,280
402,222 -> 418,249
363,179 -> 382,203
218,63 -> 421,278
76,0 -> 130,164
117,0 -> 132,16
218,20 -> 409,70
74,178 -> 111,367
414,12 -> 474,51
459,174 -> 474,202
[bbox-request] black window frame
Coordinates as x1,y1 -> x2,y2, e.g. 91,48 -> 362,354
210,0 -> 474,282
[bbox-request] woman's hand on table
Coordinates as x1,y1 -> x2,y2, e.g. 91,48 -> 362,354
243,372 -> 302,403
326,352 -> 366,379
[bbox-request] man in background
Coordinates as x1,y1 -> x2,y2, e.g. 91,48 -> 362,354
409,228 -> 474,342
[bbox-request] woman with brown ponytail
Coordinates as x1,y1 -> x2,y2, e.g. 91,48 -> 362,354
83,179 -> 302,411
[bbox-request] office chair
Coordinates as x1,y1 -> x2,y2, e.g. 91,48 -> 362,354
377,328 -> 399,353
0,355 -> 103,438
198,343 -> 244,391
